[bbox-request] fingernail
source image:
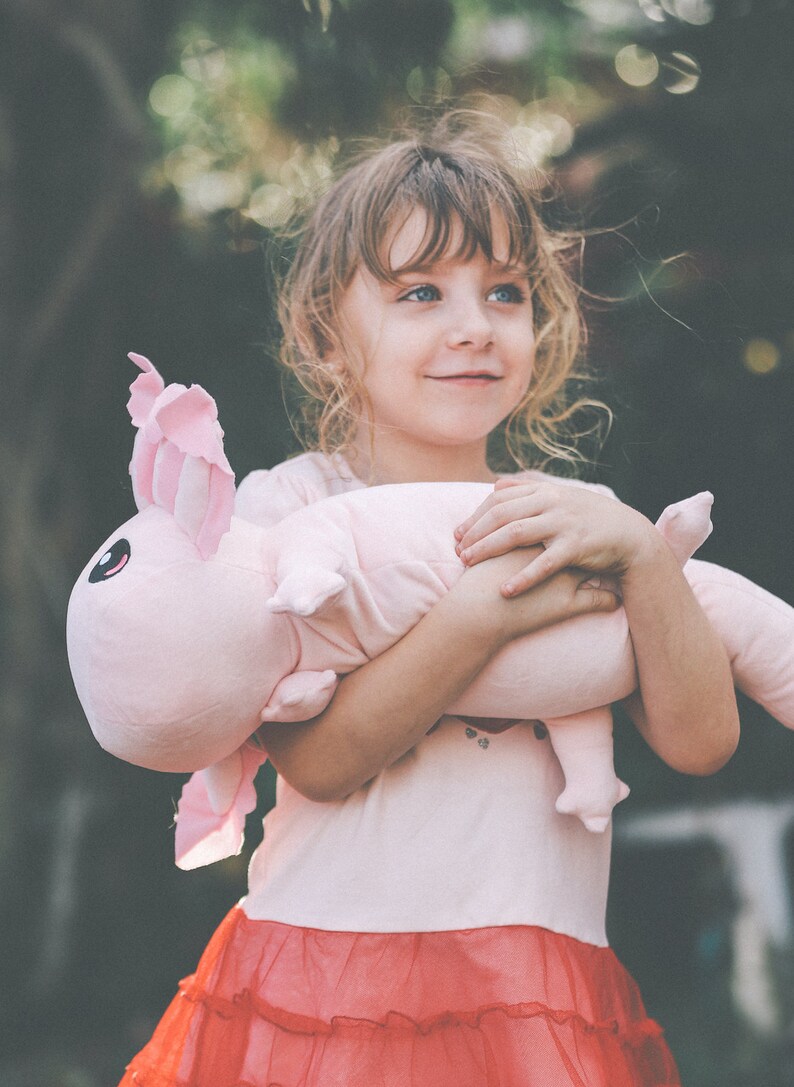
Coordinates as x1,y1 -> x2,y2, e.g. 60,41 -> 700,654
502,582 -> 515,596
454,527 -> 463,540
460,548 -> 471,562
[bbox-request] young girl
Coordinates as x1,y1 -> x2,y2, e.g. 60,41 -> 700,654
120,113 -> 738,1087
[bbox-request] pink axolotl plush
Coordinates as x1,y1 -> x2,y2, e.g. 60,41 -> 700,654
67,357 -> 794,869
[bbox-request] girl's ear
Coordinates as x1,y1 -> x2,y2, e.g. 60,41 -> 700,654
323,354 -> 344,376
314,340 -> 352,383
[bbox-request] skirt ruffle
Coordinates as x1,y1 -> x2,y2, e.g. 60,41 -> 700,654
121,907 -> 680,1087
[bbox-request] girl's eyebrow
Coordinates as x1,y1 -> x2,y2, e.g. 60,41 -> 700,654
389,260 -> 530,278
492,262 -> 531,276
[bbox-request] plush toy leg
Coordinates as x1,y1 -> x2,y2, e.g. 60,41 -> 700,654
267,562 -> 348,617
260,669 -> 339,723
544,708 -> 630,833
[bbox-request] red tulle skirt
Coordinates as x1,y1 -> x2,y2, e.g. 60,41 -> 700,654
120,907 -> 680,1087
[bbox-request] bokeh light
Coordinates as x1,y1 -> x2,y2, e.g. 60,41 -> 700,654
638,0 -> 666,23
162,145 -> 214,187
661,51 -> 701,94
743,338 -> 781,375
615,44 -> 660,87
149,74 -> 195,118
181,39 -> 226,83
181,170 -> 247,214
571,0 -> 639,27
480,16 -> 535,62
509,112 -> 575,171
246,182 -> 295,229
517,105 -> 575,156
278,141 -> 337,199
671,0 -> 714,25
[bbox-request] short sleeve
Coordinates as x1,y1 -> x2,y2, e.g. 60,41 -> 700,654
234,452 -> 366,529
235,469 -> 313,529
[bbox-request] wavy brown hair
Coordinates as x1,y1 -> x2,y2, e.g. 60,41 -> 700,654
277,111 -> 608,472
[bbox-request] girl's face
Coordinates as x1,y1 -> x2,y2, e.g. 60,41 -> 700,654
338,210 -> 536,481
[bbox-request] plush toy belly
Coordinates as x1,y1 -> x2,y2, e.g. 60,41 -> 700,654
263,481 -> 637,720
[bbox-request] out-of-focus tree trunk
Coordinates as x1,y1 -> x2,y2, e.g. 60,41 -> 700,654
0,0 -> 178,1055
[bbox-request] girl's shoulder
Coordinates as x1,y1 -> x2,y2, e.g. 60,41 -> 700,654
503,467 -> 618,501
235,451 -> 365,528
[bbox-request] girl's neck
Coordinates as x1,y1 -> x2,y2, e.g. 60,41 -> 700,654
345,428 -> 499,486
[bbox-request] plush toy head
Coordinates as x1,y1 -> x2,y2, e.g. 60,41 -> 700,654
67,355 -> 295,771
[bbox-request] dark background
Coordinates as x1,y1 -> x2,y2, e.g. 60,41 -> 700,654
1,1 -> 792,1083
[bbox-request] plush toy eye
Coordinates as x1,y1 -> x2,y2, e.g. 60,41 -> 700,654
89,539 -> 131,583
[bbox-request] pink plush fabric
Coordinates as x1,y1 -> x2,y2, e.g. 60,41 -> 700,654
175,742 -> 267,871
126,354 -> 235,559
66,359 -> 794,873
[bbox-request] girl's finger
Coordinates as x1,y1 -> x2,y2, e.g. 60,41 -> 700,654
460,510 -> 559,566
574,586 -> 621,615
454,485 -> 537,540
492,477 -> 527,492
500,543 -> 574,596
457,494 -> 546,550
454,494 -> 501,541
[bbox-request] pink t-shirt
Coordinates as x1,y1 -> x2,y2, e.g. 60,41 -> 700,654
235,453 -> 615,947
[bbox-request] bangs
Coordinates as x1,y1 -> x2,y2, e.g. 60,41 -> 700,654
354,150 -> 538,283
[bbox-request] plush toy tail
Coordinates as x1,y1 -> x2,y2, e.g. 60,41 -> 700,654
685,559 -> 794,729
655,496 -> 794,728
126,353 -> 235,559
655,491 -> 713,563
175,743 -> 267,870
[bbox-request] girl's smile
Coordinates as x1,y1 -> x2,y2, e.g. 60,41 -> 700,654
337,210 -> 536,483
426,371 -> 501,386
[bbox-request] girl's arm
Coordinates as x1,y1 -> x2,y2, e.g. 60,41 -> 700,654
260,548 -> 620,801
611,532 -> 739,774
455,482 -> 740,776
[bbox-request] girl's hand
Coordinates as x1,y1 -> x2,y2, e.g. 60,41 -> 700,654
456,483 -> 739,780
449,547 -> 621,648
454,479 -> 658,598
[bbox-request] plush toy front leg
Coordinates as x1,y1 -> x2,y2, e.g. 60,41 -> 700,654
260,670 -> 339,722
544,708 -> 630,833
267,552 -> 348,617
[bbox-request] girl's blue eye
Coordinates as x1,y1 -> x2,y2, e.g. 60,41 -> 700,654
488,284 -> 525,304
401,285 -> 439,303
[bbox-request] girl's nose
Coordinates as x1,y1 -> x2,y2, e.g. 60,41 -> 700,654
446,302 -> 494,351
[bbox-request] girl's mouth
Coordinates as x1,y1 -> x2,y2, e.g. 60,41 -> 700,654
428,373 -> 500,387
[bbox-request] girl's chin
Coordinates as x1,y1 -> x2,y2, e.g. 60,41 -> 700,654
416,430 -> 495,451
408,415 -> 507,446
